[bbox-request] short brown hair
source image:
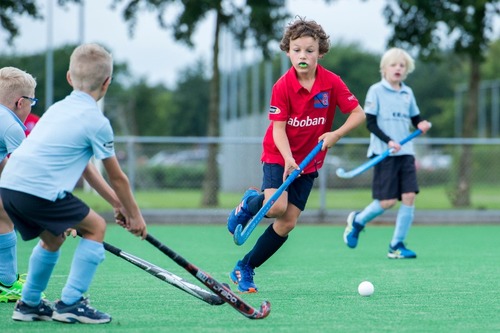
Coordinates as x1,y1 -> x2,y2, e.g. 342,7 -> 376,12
279,16 -> 330,55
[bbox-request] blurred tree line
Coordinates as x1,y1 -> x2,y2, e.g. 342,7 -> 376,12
1,39 -> 498,138
0,44 -> 209,137
1,0 -> 498,208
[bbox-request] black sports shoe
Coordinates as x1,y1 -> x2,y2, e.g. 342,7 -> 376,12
52,297 -> 111,324
12,299 -> 54,322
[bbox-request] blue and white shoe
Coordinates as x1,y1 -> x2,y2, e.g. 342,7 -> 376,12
387,242 -> 417,259
227,188 -> 259,234
12,299 -> 54,322
229,260 -> 258,293
343,211 -> 364,248
52,297 -> 111,324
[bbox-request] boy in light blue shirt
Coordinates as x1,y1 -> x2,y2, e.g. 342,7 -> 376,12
0,67 -> 37,303
0,43 -> 147,324
343,48 -> 431,258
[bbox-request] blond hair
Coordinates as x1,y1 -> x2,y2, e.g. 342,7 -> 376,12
280,16 -> 330,55
0,67 -> 37,105
69,43 -> 113,92
380,48 -> 415,80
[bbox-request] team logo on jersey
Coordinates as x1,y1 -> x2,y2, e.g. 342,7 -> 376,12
392,112 -> 410,119
103,141 -> 114,149
364,101 -> 374,111
403,93 -> 411,103
287,116 -> 326,127
269,106 -> 281,114
314,92 -> 329,108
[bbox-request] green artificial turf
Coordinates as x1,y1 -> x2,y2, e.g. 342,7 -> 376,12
1,224 -> 499,332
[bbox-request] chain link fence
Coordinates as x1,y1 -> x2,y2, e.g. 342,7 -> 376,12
110,136 -> 500,207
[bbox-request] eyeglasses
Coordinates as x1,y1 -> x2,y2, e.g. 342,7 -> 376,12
21,96 -> 38,107
103,76 -> 113,86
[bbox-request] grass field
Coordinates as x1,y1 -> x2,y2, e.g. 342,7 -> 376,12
74,185 -> 500,211
1,224 -> 499,332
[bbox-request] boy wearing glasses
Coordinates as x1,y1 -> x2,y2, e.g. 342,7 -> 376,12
0,43 -> 147,324
0,66 -> 37,304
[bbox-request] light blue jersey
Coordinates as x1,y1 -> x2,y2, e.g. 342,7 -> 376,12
364,79 -> 420,157
0,104 -> 26,161
0,91 -> 115,201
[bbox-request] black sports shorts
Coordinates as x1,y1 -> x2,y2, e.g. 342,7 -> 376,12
262,163 -> 318,211
0,188 -> 90,241
372,155 -> 419,201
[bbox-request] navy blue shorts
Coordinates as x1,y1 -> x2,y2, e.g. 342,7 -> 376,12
0,188 -> 90,241
372,155 -> 419,201
262,163 -> 318,211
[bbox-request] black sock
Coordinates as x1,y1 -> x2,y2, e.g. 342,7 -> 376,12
243,223 -> 287,268
246,193 -> 264,215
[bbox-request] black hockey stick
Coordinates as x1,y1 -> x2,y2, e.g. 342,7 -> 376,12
145,234 -> 271,319
103,239 -> 224,305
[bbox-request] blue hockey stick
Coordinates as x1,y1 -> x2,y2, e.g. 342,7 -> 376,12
336,128 -> 426,179
233,140 -> 324,246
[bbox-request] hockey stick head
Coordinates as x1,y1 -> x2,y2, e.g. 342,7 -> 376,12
335,167 -> 352,179
251,300 -> 271,319
215,283 -> 270,319
146,234 -> 271,319
233,224 -> 245,245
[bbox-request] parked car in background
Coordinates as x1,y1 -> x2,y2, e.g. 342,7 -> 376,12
148,148 -> 208,167
417,152 -> 452,171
